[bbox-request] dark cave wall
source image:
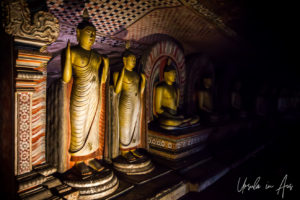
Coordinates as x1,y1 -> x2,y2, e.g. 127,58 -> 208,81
0,27 -> 17,199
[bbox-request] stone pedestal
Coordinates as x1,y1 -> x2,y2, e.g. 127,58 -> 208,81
148,123 -> 214,160
113,153 -> 155,176
17,164 -> 64,200
63,167 -> 119,200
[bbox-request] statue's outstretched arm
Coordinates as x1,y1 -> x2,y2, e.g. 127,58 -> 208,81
63,40 -> 72,83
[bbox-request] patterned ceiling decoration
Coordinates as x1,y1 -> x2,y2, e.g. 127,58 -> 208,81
45,0 -> 238,57
192,0 -> 243,32
115,6 -> 215,43
47,0 -> 182,36
180,0 -> 237,37
114,6 -> 227,55
47,0 -> 236,37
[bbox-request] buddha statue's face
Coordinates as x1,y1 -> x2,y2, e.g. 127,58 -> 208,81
203,78 -> 212,89
123,54 -> 136,71
164,70 -> 176,84
77,26 -> 96,49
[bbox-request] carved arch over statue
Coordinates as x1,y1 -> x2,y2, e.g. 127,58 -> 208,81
185,53 -> 215,115
141,40 -> 186,123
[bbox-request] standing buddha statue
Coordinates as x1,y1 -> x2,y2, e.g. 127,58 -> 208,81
197,76 -> 219,122
62,10 -> 109,175
113,43 -> 146,162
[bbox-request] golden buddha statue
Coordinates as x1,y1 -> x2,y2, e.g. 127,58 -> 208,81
113,46 -> 146,162
62,11 -> 109,175
197,76 -> 219,122
198,77 -> 213,113
154,64 -> 199,130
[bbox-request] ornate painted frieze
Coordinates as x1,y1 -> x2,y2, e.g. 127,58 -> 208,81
15,50 -> 51,174
15,92 -> 32,175
148,128 -> 211,152
148,134 -> 206,151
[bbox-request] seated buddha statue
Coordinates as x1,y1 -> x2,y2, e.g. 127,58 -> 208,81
62,11 -> 109,175
154,64 -> 199,130
197,76 -> 219,122
113,47 -> 146,162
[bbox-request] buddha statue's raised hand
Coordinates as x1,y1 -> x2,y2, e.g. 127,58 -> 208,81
63,40 -> 72,83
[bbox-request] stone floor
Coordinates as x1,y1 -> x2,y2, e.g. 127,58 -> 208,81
108,118 -> 278,199
180,121 -> 298,200
15,116 -> 299,200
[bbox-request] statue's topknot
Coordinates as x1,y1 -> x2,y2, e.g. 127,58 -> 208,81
77,9 -> 95,30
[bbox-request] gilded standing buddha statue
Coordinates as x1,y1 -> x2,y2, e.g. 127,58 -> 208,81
197,76 -> 220,122
62,11 -> 109,175
113,47 -> 146,162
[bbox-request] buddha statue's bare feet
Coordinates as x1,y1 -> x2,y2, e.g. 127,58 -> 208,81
130,149 -> 144,159
88,159 -> 104,172
122,151 -> 137,163
75,162 -> 92,176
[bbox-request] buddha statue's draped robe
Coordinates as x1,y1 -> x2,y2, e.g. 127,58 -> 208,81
68,49 -> 102,160
118,70 -> 141,150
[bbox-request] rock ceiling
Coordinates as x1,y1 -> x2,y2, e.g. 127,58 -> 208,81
45,0 -> 241,57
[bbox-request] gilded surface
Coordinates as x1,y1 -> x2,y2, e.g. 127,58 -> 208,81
68,47 -> 102,156
154,67 -> 199,128
63,25 -> 109,158
3,0 -> 59,44
113,54 -> 146,151
118,70 -> 141,148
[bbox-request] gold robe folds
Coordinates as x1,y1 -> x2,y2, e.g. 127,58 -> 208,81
118,72 -> 141,150
68,51 -> 104,161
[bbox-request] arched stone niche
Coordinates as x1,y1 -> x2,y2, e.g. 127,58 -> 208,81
141,40 -> 186,124
185,53 -> 215,115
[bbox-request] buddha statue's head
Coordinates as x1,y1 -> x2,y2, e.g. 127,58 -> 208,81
76,10 -> 96,50
122,50 -> 136,71
203,76 -> 212,89
163,64 -> 176,85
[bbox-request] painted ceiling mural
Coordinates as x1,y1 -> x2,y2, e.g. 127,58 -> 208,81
44,0 -> 239,57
